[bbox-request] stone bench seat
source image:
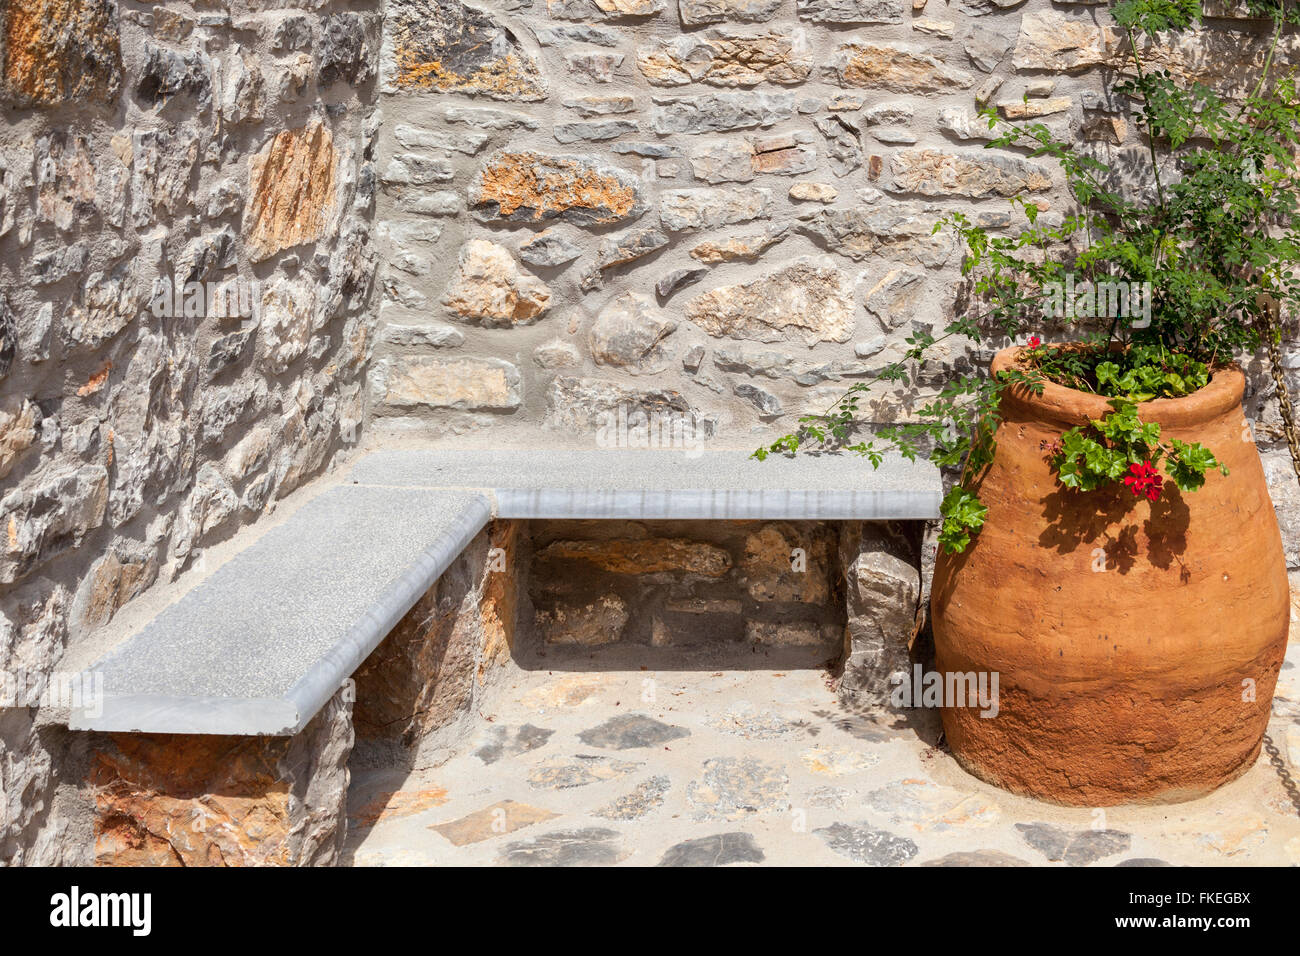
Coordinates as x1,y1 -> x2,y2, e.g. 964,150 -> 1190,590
67,449 -> 941,737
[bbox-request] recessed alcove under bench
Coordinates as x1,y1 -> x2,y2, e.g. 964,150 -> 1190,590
58,448 -> 941,866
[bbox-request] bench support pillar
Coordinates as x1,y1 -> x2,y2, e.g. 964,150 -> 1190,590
88,685 -> 354,867
837,521 -> 924,715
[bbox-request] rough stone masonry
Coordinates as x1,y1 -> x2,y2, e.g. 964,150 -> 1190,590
364,0 -> 1300,578
0,0 -> 380,863
2,0 -> 1300,865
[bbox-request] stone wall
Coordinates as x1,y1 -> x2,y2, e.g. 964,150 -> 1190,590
351,520 -> 520,767
366,0 -> 1300,515
5,0 -> 1300,867
87,683 -> 354,867
0,0 -> 381,864
523,519 -> 844,665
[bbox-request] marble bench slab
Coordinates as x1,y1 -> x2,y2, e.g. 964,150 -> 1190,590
68,448 -> 940,736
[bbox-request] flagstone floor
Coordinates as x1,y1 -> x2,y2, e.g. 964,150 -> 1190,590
342,632 -> 1300,867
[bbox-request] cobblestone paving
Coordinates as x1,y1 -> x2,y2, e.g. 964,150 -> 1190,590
345,641 -> 1300,866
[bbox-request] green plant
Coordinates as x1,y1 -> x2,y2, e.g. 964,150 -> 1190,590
1028,341 -> 1210,401
755,0 -> 1300,552
1049,400 -> 1227,496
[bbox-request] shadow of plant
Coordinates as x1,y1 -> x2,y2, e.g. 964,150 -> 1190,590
1034,479 -> 1190,576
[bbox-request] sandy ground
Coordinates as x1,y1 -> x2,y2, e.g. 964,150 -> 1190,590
343,636 -> 1300,867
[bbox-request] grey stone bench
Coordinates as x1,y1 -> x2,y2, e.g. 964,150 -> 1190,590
66,449 -> 941,736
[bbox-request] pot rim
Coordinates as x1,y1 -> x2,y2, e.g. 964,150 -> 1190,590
990,344 -> 1245,429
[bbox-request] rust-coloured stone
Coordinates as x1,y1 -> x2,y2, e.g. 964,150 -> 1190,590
90,689 -> 350,866
469,151 -> 648,226
385,0 -> 546,100
349,787 -> 450,829
244,121 -> 338,262
92,734 -> 294,866
741,522 -> 834,603
2,0 -> 123,107
933,346 -> 1290,805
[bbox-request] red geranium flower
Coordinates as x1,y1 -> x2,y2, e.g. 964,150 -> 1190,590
1122,460 -> 1163,502
1027,335 -> 1042,348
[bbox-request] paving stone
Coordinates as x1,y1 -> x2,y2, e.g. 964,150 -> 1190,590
527,755 -> 642,790
1015,822 -> 1132,866
519,675 -> 610,710
595,775 -> 671,820
920,850 -> 1031,866
1116,858 -> 1173,867
687,756 -> 788,820
498,827 -> 630,866
708,703 -> 809,739
432,800 -> 560,846
578,714 -> 691,750
1170,816 -> 1270,858
805,786 -> 851,809
658,832 -> 765,866
350,787 -> 451,829
866,779 -> 1000,833
814,822 -> 918,865
474,724 -> 555,764
800,747 -> 880,777
67,487 -> 492,734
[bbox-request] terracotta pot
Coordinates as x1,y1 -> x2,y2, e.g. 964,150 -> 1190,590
932,345 -> 1290,805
